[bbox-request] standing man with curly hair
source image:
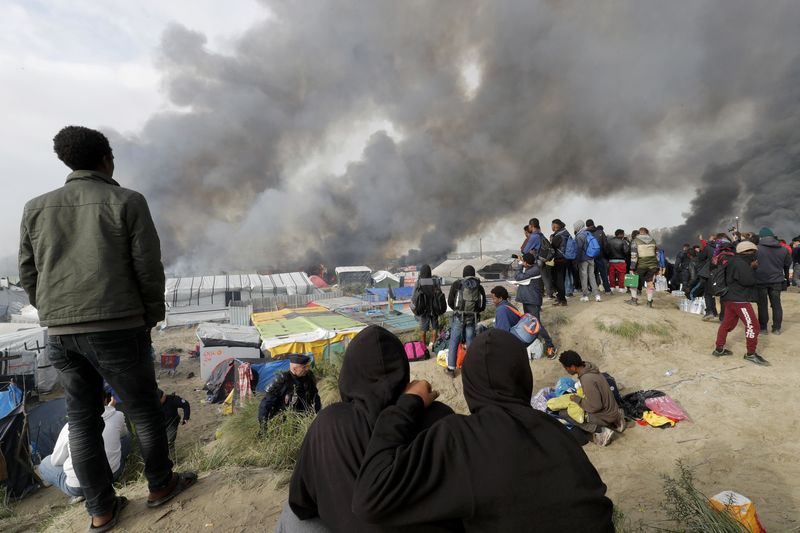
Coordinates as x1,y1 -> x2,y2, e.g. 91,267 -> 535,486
19,126 -> 196,531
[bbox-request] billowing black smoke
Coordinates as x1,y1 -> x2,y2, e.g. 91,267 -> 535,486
109,0 -> 800,273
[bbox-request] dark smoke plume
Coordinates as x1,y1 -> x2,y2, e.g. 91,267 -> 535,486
109,0 -> 800,273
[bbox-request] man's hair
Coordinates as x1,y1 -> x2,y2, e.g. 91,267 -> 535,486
529,218 -> 540,229
682,243 -> 690,248
715,232 -> 732,241
558,350 -> 584,367
614,229 -> 625,237
638,227 -> 649,235
53,126 -> 112,170
490,286 -> 509,300
586,219 -> 595,227
552,219 -> 565,228
523,225 -> 531,233
597,225 -> 604,231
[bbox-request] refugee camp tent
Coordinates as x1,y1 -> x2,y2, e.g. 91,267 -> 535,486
432,257 -> 499,283
251,307 -> 366,361
0,287 -> 29,322
364,287 -> 414,302
165,273 -> 317,308
0,328 -> 57,394
334,266 -> 372,286
196,323 -> 263,380
204,357 -> 304,403
27,398 -> 67,463
309,275 -> 329,289
478,259 -> 515,281
371,271 -> 400,289
0,383 -> 36,499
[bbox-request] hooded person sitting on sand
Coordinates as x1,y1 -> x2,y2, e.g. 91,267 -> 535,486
352,329 -> 613,532
280,325 -> 457,533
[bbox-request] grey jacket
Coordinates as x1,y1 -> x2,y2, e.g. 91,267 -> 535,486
19,171 -> 166,327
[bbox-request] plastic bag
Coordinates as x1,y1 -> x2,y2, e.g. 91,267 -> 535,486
436,350 -> 448,368
530,387 -> 553,412
527,338 -> 544,360
709,491 -> 766,533
690,297 -> 706,315
644,395 -> 689,421
655,275 -> 669,292
456,343 -> 467,368
554,377 -> 576,396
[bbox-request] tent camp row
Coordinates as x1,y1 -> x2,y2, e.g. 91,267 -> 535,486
0,327 -> 57,395
166,273 -> 318,308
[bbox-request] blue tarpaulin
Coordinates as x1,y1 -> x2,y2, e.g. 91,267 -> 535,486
0,383 -> 23,419
251,355 -> 316,392
365,287 -> 413,301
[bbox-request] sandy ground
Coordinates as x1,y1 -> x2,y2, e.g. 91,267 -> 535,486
7,290 -> 800,531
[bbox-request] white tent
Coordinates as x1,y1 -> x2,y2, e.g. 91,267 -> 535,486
335,266 -> 372,285
165,273 -> 317,308
0,327 -> 57,393
432,257 -> 499,282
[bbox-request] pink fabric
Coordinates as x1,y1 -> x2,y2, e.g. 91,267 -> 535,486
238,362 -> 253,402
645,395 -> 689,421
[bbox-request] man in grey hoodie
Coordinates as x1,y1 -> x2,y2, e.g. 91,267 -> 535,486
755,227 -> 792,335
574,220 -> 601,302
558,351 -> 625,447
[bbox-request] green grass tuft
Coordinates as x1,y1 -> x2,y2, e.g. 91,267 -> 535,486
547,312 -> 570,328
596,320 -> 671,340
0,487 -> 14,521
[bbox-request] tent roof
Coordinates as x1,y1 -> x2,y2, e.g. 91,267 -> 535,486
371,270 -> 400,283
196,323 -> 261,347
432,257 -> 499,279
251,307 -> 365,339
334,266 -> 372,275
165,272 -> 317,307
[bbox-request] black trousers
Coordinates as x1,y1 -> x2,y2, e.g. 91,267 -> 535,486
553,263 -> 568,303
757,283 -> 784,330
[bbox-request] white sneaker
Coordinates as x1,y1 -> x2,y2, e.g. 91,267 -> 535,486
593,427 -> 615,447
618,288 -> 627,294
580,296 -> 589,302
595,295 -> 602,302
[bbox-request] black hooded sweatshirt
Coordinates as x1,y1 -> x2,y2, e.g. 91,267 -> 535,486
352,329 -> 613,532
288,326 -> 457,533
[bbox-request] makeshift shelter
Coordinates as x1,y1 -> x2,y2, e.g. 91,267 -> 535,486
309,275 -> 329,289
432,257 -> 498,283
334,266 -> 372,286
204,357 -> 307,404
27,398 -> 67,463
251,307 -> 365,361
196,323 -> 263,381
0,383 -> 36,499
166,273 -> 317,308
0,287 -> 29,322
364,287 -> 414,302
478,260 -> 515,281
0,327 -> 56,394
371,271 -> 400,288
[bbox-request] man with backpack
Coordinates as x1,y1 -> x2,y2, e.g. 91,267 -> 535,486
713,241 -> 769,366
524,218 -> 556,298
627,227 -> 661,308
550,219 -> 574,306
411,264 -> 447,351
606,229 -> 630,293
574,220 -> 602,302
445,266 -> 486,376
588,221 -> 612,294
513,254 -> 557,358
754,228 -> 792,335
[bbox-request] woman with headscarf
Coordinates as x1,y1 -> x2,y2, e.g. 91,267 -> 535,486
352,329 -> 613,532
281,326 -> 457,533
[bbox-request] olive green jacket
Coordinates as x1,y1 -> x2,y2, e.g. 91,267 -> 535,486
18,171 -> 166,327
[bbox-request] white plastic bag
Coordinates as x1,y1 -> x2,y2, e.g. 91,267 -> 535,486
655,275 -> 669,292
527,338 -> 544,360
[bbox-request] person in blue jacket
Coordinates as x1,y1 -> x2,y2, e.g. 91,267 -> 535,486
512,254 -> 557,358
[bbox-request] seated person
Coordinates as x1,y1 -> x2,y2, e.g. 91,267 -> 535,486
490,286 -> 556,359
352,329 -> 613,532
38,392 -> 130,502
557,350 -> 626,446
259,354 -> 321,428
159,389 -> 191,458
282,325 -> 456,532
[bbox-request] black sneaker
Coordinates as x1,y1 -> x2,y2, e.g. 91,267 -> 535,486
625,298 -> 638,306
744,353 -> 770,366
646,300 -> 654,308
772,328 -> 781,336
712,347 -> 733,357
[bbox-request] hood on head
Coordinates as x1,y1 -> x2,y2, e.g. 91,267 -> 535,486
339,326 -> 409,424
419,264 -> 432,278
758,236 -> 781,248
462,329 -> 533,413
573,220 -> 585,233
462,265 -> 476,277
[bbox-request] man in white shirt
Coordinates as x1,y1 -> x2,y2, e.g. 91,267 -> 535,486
38,392 -> 130,501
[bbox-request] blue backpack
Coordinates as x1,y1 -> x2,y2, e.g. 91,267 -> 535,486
585,231 -> 601,258
564,235 -> 578,260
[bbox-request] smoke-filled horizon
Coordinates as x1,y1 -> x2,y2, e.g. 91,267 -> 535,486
109,0 -> 800,274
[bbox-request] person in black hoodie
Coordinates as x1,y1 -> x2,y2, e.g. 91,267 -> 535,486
282,326 -> 456,533
754,227 -> 792,335
713,241 -> 768,366
412,264 -> 444,349
352,329 -> 614,532
606,229 -> 630,293
550,219 -> 572,306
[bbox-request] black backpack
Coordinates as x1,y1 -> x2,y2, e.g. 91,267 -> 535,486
710,263 -> 729,297
538,237 -> 556,262
411,286 -> 429,316
431,288 -> 448,316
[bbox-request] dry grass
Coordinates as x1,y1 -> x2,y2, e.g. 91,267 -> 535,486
596,320 -> 671,340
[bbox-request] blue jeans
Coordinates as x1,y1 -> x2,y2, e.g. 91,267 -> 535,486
39,436 -> 130,499
47,328 -> 173,516
447,315 -> 475,369
565,268 -> 574,296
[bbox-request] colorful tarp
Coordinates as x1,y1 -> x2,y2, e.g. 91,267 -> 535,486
251,308 -> 365,360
